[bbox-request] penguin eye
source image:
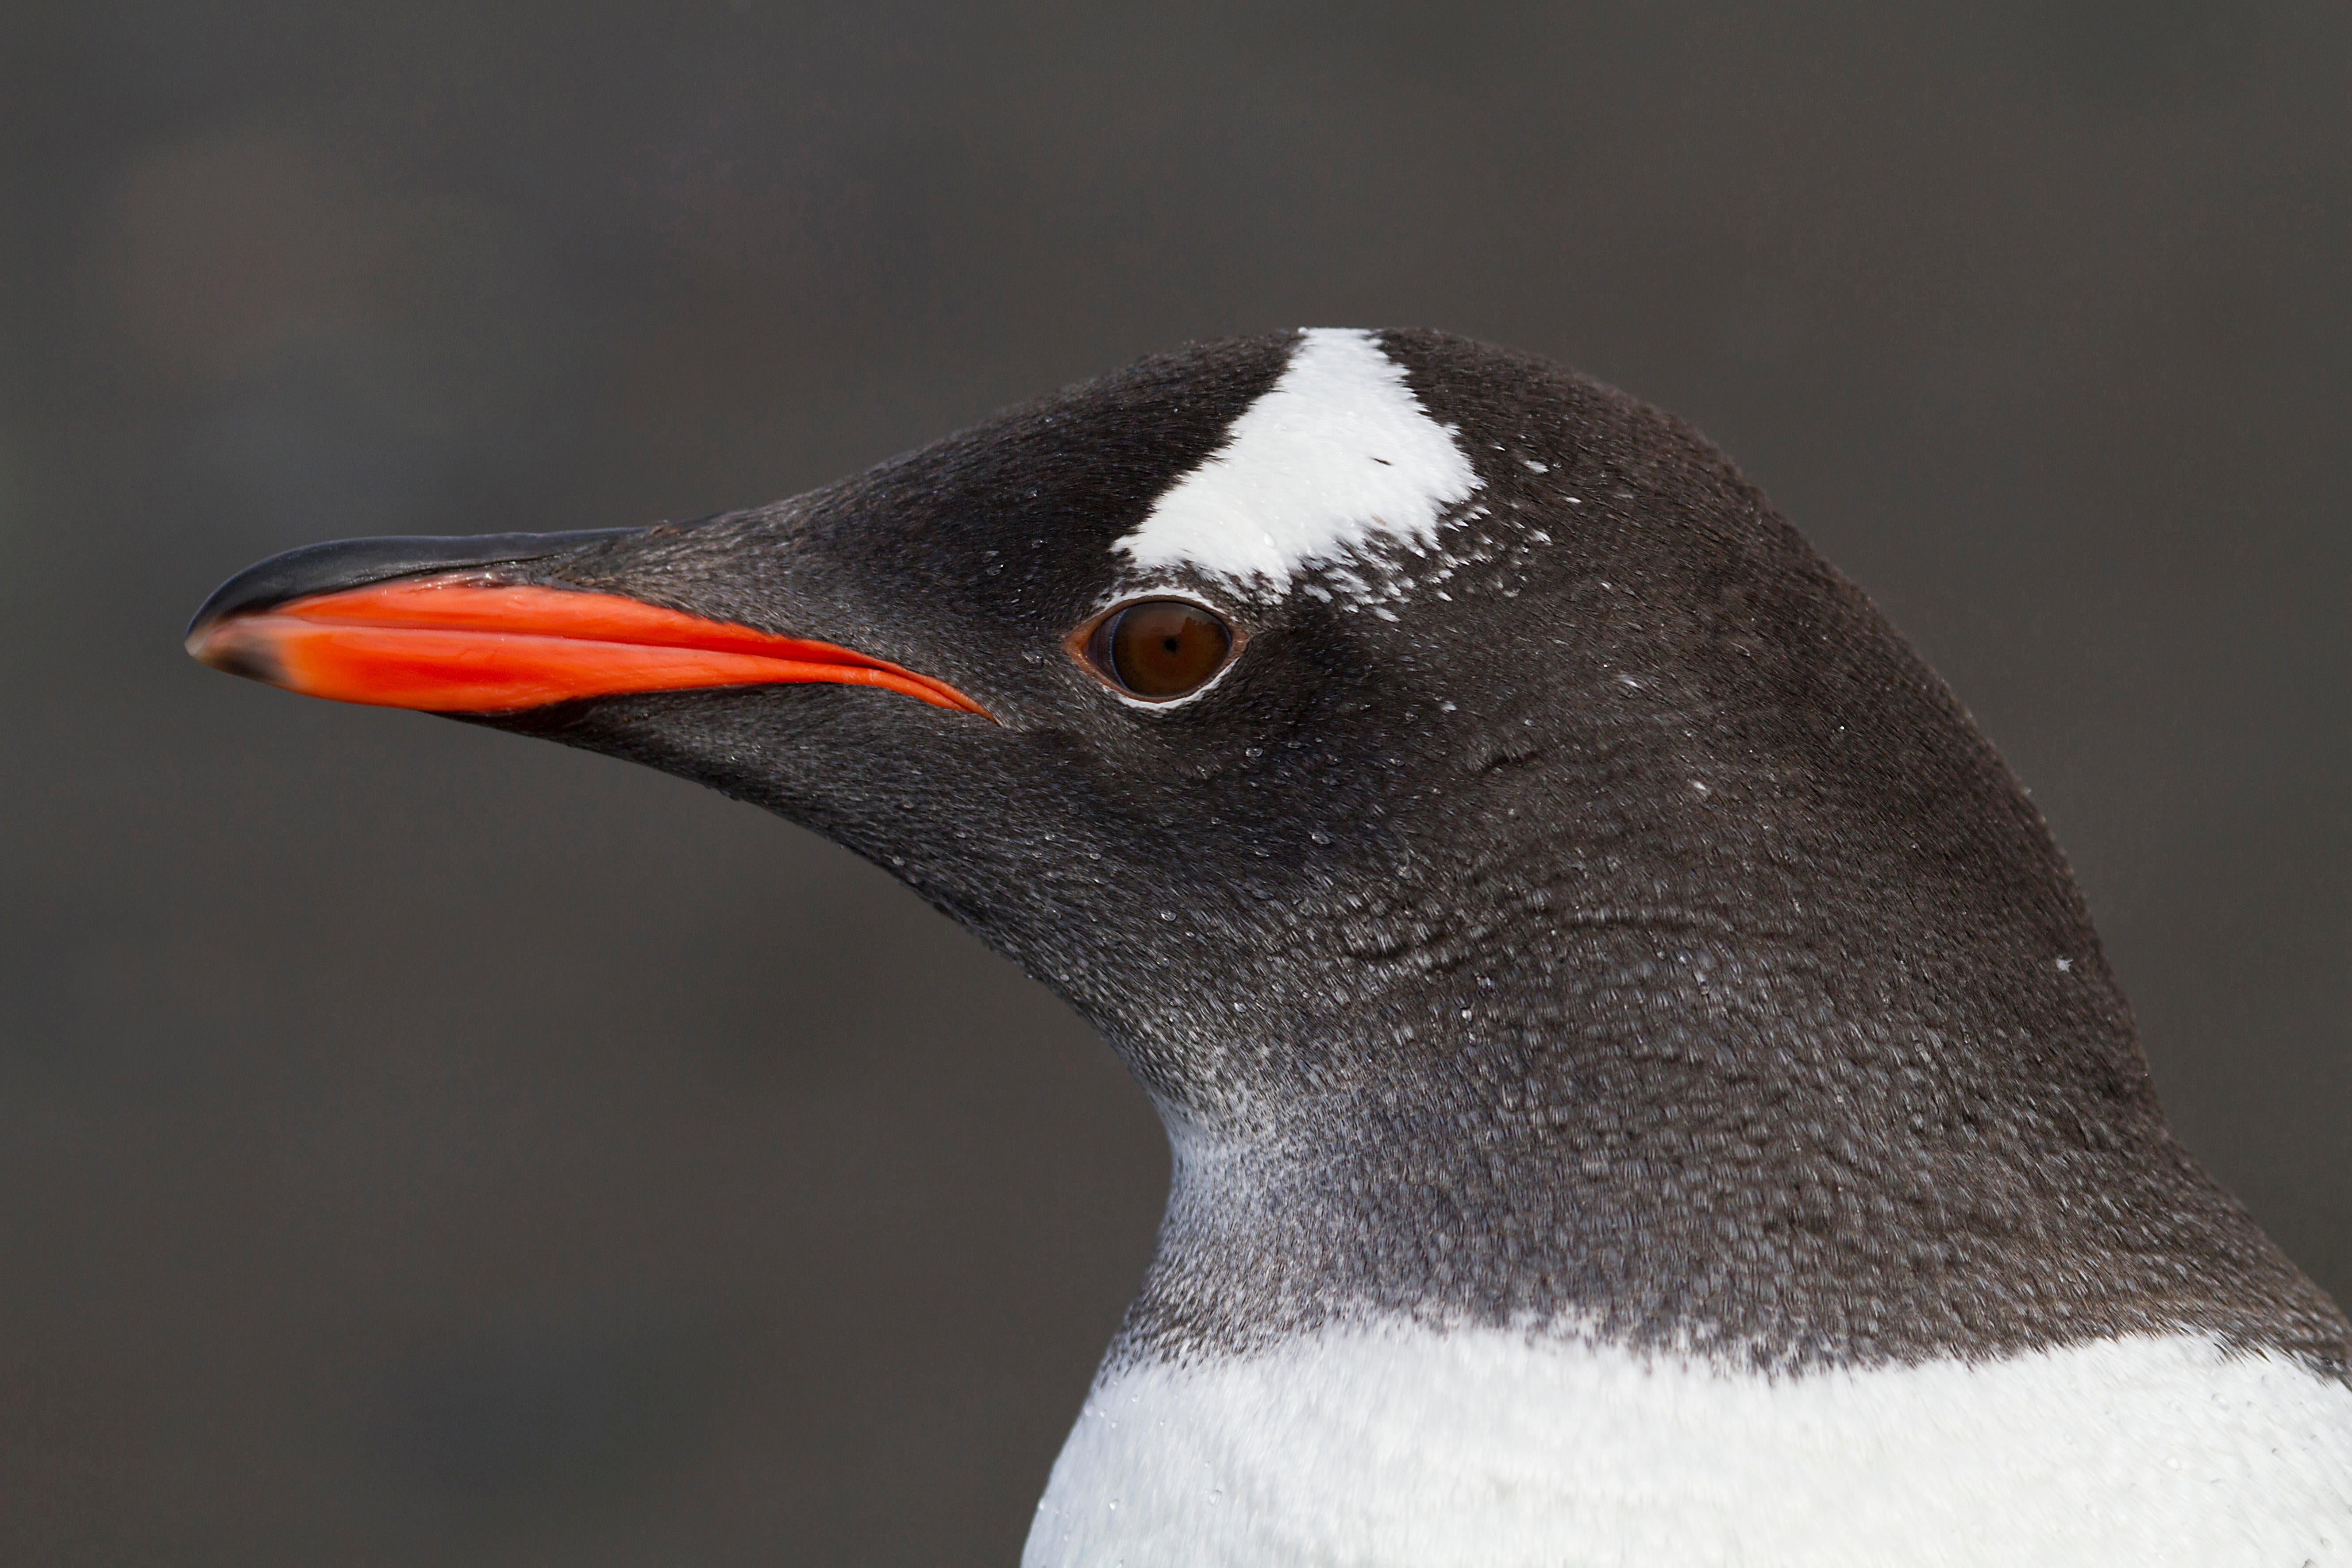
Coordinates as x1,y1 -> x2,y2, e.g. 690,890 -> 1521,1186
1075,598 -> 1236,701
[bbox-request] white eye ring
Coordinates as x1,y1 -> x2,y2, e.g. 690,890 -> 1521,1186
1066,594 -> 1248,709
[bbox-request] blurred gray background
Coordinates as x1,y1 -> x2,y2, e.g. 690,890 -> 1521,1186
2,2 -> 2345,1563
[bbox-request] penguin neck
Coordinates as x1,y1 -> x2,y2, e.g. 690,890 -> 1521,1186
1096,851 -> 2341,1377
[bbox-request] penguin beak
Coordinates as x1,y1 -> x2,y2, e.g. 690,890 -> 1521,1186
185,530 -> 991,717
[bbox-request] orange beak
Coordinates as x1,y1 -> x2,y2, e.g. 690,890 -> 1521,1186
186,573 -> 990,717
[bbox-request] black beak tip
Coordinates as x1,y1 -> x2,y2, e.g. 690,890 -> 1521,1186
185,528 -> 648,640
187,629 -> 284,685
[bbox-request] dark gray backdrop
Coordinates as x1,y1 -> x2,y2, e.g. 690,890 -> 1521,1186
3,3 -> 2345,1564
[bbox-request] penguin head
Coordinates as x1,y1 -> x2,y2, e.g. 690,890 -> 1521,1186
188,328 -> 2122,1137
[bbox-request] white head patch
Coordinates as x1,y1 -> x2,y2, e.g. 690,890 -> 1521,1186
1113,328 -> 1483,595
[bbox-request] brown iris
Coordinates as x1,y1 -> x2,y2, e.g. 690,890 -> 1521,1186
1078,598 -> 1236,700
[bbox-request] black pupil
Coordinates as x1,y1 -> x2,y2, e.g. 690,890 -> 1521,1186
1106,600 -> 1230,698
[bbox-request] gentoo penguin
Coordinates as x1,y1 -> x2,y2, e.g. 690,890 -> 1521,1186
189,328 -> 2352,1565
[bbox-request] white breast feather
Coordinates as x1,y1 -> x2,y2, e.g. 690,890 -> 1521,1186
1022,1325 -> 2352,1567
1113,327 -> 1482,592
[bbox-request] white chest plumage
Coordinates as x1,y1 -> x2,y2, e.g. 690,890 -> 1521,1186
1022,1324 -> 2352,1568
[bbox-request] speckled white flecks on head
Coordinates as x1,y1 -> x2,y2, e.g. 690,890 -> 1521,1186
1022,1324 -> 2352,1568
1113,328 -> 1483,594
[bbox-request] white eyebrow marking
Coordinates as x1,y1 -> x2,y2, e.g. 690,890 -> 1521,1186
1113,328 -> 1482,594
